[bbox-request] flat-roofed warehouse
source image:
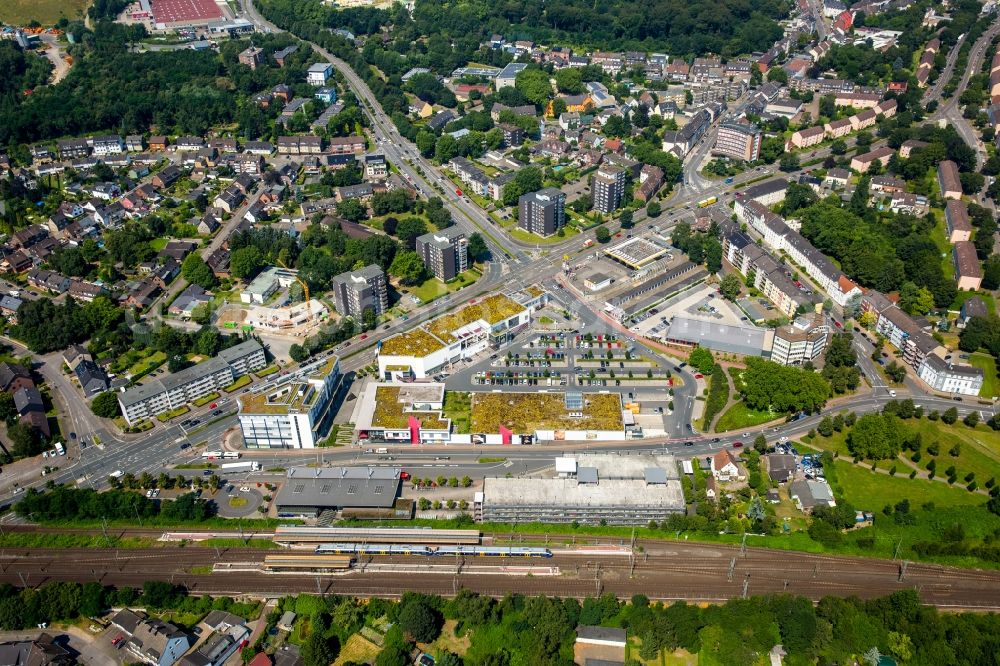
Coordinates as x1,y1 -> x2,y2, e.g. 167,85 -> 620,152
664,316 -> 770,357
150,0 -> 224,27
475,453 -> 685,525
603,236 -> 669,269
275,466 -> 404,518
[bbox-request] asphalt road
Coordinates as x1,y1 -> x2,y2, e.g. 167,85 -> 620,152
931,16 -> 1000,172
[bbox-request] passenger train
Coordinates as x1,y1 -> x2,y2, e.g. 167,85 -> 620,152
314,543 -> 553,558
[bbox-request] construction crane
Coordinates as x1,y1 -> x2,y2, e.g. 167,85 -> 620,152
277,259 -> 313,324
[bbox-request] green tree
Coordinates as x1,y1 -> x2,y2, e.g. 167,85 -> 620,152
415,129 -> 437,157
337,199 -> 368,223
388,250 -> 426,285
779,152 -> 800,172
848,413 -> 905,460
514,68 -> 552,106
619,209 -> 633,229
303,630 -> 339,666
554,67 -> 584,93
688,347 -> 715,374
595,226 -> 611,243
0,392 -> 15,424
9,422 -> 43,458
181,253 -> 217,290
719,273 -> 742,300
739,358 -> 830,413
646,201 -> 662,217
289,344 -> 310,363
884,361 -> 907,383
229,246 -> 265,281
398,599 -> 441,643
964,411 -> 980,428
502,166 -> 544,206
91,391 -> 122,419
467,233 -> 489,262
766,67 -> 788,83
753,434 -> 768,453
395,217 -> 428,250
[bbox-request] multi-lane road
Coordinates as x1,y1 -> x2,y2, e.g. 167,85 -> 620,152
0,0 -> 997,610
3,0 -> 991,505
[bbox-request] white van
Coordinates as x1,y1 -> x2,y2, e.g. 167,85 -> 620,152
888,390 -> 897,397
109,470 -> 124,478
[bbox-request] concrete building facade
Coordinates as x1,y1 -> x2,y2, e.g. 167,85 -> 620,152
415,227 -> 468,281
118,340 -> 266,425
331,265 -> 388,318
518,188 -> 566,237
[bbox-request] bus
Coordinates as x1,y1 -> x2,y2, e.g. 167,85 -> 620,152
202,451 -> 240,459
697,196 -> 718,208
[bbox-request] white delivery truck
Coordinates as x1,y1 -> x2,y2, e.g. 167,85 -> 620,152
220,461 -> 261,473
54,442 -> 65,456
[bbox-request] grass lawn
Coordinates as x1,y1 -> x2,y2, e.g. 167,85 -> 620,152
508,225 -> 579,244
829,459 -> 984,509
334,635 -> 381,666
149,238 -> 169,251
228,497 -> 248,508
442,391 -> 471,434
224,374 -> 253,392
810,416 -> 1000,483
418,620 -> 470,658
406,269 -> 480,304
255,365 -> 280,378
929,210 -> 955,281
969,352 -> 999,398
155,405 -> 190,422
127,350 -> 166,376
950,289 -> 997,314
0,0 -> 88,24
192,392 -> 220,407
714,401 -> 778,432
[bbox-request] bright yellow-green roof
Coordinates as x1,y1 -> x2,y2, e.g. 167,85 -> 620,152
372,386 -> 450,430
470,392 -> 623,433
425,294 -> 525,344
525,285 -> 544,298
380,328 -> 445,357
308,356 -> 339,380
240,382 -> 320,415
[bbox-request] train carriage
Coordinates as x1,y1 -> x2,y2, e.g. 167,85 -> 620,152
274,526 -> 481,545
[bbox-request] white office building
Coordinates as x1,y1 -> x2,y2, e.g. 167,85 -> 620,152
238,356 -> 346,449
917,354 -> 985,397
770,314 -> 830,366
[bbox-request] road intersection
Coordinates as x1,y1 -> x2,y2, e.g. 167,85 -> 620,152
3,4 -> 995,513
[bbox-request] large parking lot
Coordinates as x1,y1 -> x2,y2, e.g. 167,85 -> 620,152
630,282 -> 751,339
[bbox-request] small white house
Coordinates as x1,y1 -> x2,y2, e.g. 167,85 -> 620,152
307,62 -> 333,86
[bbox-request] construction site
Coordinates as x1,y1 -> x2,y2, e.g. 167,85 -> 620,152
217,300 -> 331,337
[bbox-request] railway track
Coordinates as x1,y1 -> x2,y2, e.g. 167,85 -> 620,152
0,545 -> 997,609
